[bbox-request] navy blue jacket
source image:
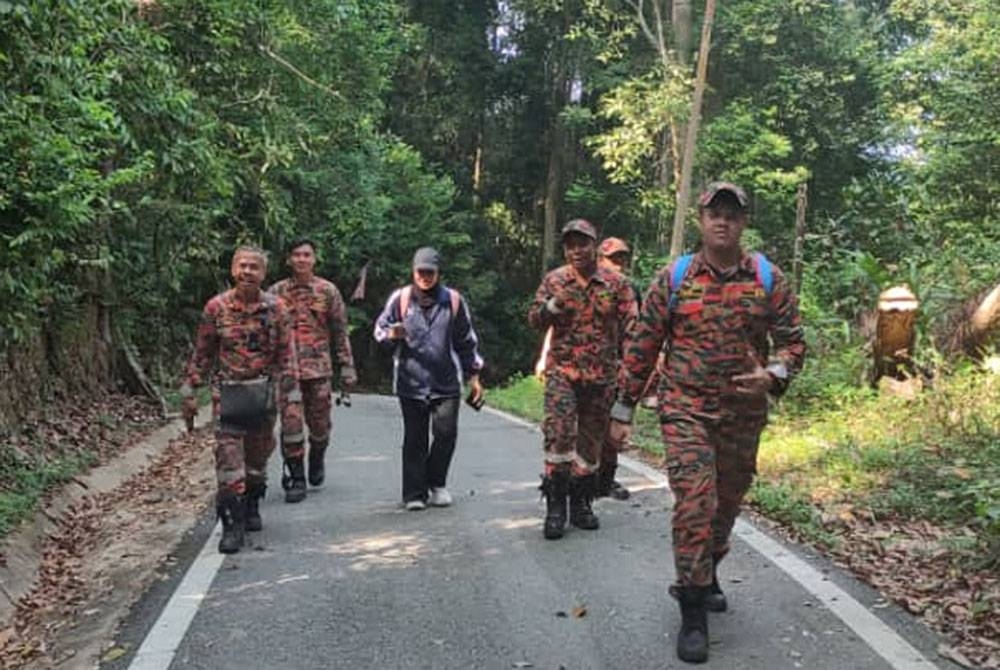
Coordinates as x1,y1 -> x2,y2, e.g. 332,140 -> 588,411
374,284 -> 484,400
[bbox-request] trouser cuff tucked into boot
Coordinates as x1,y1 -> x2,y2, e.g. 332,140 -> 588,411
282,455 -> 307,503
569,474 -> 600,530
539,471 -> 569,540
245,480 -> 266,532
706,552 -> 728,612
217,490 -> 246,554
676,585 -> 709,664
308,438 -> 328,487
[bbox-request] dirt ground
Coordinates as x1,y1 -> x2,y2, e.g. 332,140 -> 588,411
0,428 -> 214,669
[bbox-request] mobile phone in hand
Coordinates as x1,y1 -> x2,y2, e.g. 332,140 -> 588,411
465,391 -> 485,411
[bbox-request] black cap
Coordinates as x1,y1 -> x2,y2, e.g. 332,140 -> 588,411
412,247 -> 441,271
698,182 -> 750,210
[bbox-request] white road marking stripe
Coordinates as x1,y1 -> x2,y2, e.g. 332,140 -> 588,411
732,520 -> 935,669
486,404 -> 936,669
127,523 -> 224,670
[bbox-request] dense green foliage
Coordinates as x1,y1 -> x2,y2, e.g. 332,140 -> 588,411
1,0 -> 998,386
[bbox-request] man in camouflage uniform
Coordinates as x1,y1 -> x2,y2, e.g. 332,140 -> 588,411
181,246 -> 305,554
529,220 -> 637,540
596,236 -> 638,501
609,183 -> 805,663
268,239 -> 357,503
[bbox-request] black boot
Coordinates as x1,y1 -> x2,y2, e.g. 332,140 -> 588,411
706,553 -> 728,613
282,456 -> 307,503
540,472 -> 569,540
676,586 -> 709,664
569,474 -> 600,530
217,491 -> 245,554
598,466 -> 631,500
608,479 -> 631,500
596,467 -> 612,498
308,439 -> 328,487
245,480 -> 266,532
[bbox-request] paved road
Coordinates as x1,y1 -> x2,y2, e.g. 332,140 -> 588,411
112,395 -> 951,670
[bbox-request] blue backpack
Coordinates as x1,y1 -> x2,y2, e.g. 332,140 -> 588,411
667,252 -> 774,311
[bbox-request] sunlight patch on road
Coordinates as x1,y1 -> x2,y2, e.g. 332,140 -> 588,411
486,516 -> 538,531
324,532 -> 426,571
334,454 -> 389,463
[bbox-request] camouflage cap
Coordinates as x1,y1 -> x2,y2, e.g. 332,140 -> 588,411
697,182 -> 750,210
561,218 -> 598,240
599,237 -> 630,257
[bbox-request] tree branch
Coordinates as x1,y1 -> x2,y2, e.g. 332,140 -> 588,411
258,45 -> 343,100
626,0 -> 659,52
651,0 -> 670,68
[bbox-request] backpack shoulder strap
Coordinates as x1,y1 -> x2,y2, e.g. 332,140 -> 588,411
752,252 -> 774,296
448,288 -> 461,315
398,285 -> 412,319
668,253 -> 695,311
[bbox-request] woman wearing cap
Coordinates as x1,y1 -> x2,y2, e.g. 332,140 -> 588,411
374,247 -> 484,510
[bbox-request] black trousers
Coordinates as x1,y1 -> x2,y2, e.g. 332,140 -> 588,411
400,396 -> 460,503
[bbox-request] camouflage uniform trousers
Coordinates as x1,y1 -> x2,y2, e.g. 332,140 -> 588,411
661,407 -> 765,587
212,392 -> 277,495
301,377 -> 333,455
543,373 -> 616,476
600,384 -> 621,471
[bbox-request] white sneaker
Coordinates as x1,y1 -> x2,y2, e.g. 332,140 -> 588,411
428,487 -> 453,507
405,499 -> 426,511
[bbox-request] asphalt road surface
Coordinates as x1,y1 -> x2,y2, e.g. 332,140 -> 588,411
109,394 -> 953,670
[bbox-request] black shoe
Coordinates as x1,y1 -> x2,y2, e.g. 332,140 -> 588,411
282,457 -> 307,503
245,481 -> 266,532
706,554 -> 728,612
540,472 -> 569,540
676,586 -> 709,664
308,440 -> 328,487
217,491 -> 246,554
569,474 -> 599,530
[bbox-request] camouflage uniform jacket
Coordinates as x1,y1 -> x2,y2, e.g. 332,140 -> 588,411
529,264 -> 638,385
183,289 -> 301,410
268,276 -> 355,382
613,251 -> 805,421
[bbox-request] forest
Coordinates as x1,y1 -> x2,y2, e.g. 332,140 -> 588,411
1,1 -> 999,665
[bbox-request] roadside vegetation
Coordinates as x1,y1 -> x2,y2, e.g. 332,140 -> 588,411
490,353 -> 1000,666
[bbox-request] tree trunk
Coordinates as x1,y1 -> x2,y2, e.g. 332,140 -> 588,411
472,127 -> 484,209
655,130 -> 674,249
672,0 -> 693,65
793,183 -> 808,293
669,0 -> 716,259
542,125 -> 564,274
948,283 -> 1000,359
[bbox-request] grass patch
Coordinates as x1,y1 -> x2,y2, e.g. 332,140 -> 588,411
0,450 -> 99,536
755,369 -> 1000,567
488,374 -> 545,423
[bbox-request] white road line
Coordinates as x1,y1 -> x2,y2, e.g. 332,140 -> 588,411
128,523 -> 224,670
486,404 -> 936,670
